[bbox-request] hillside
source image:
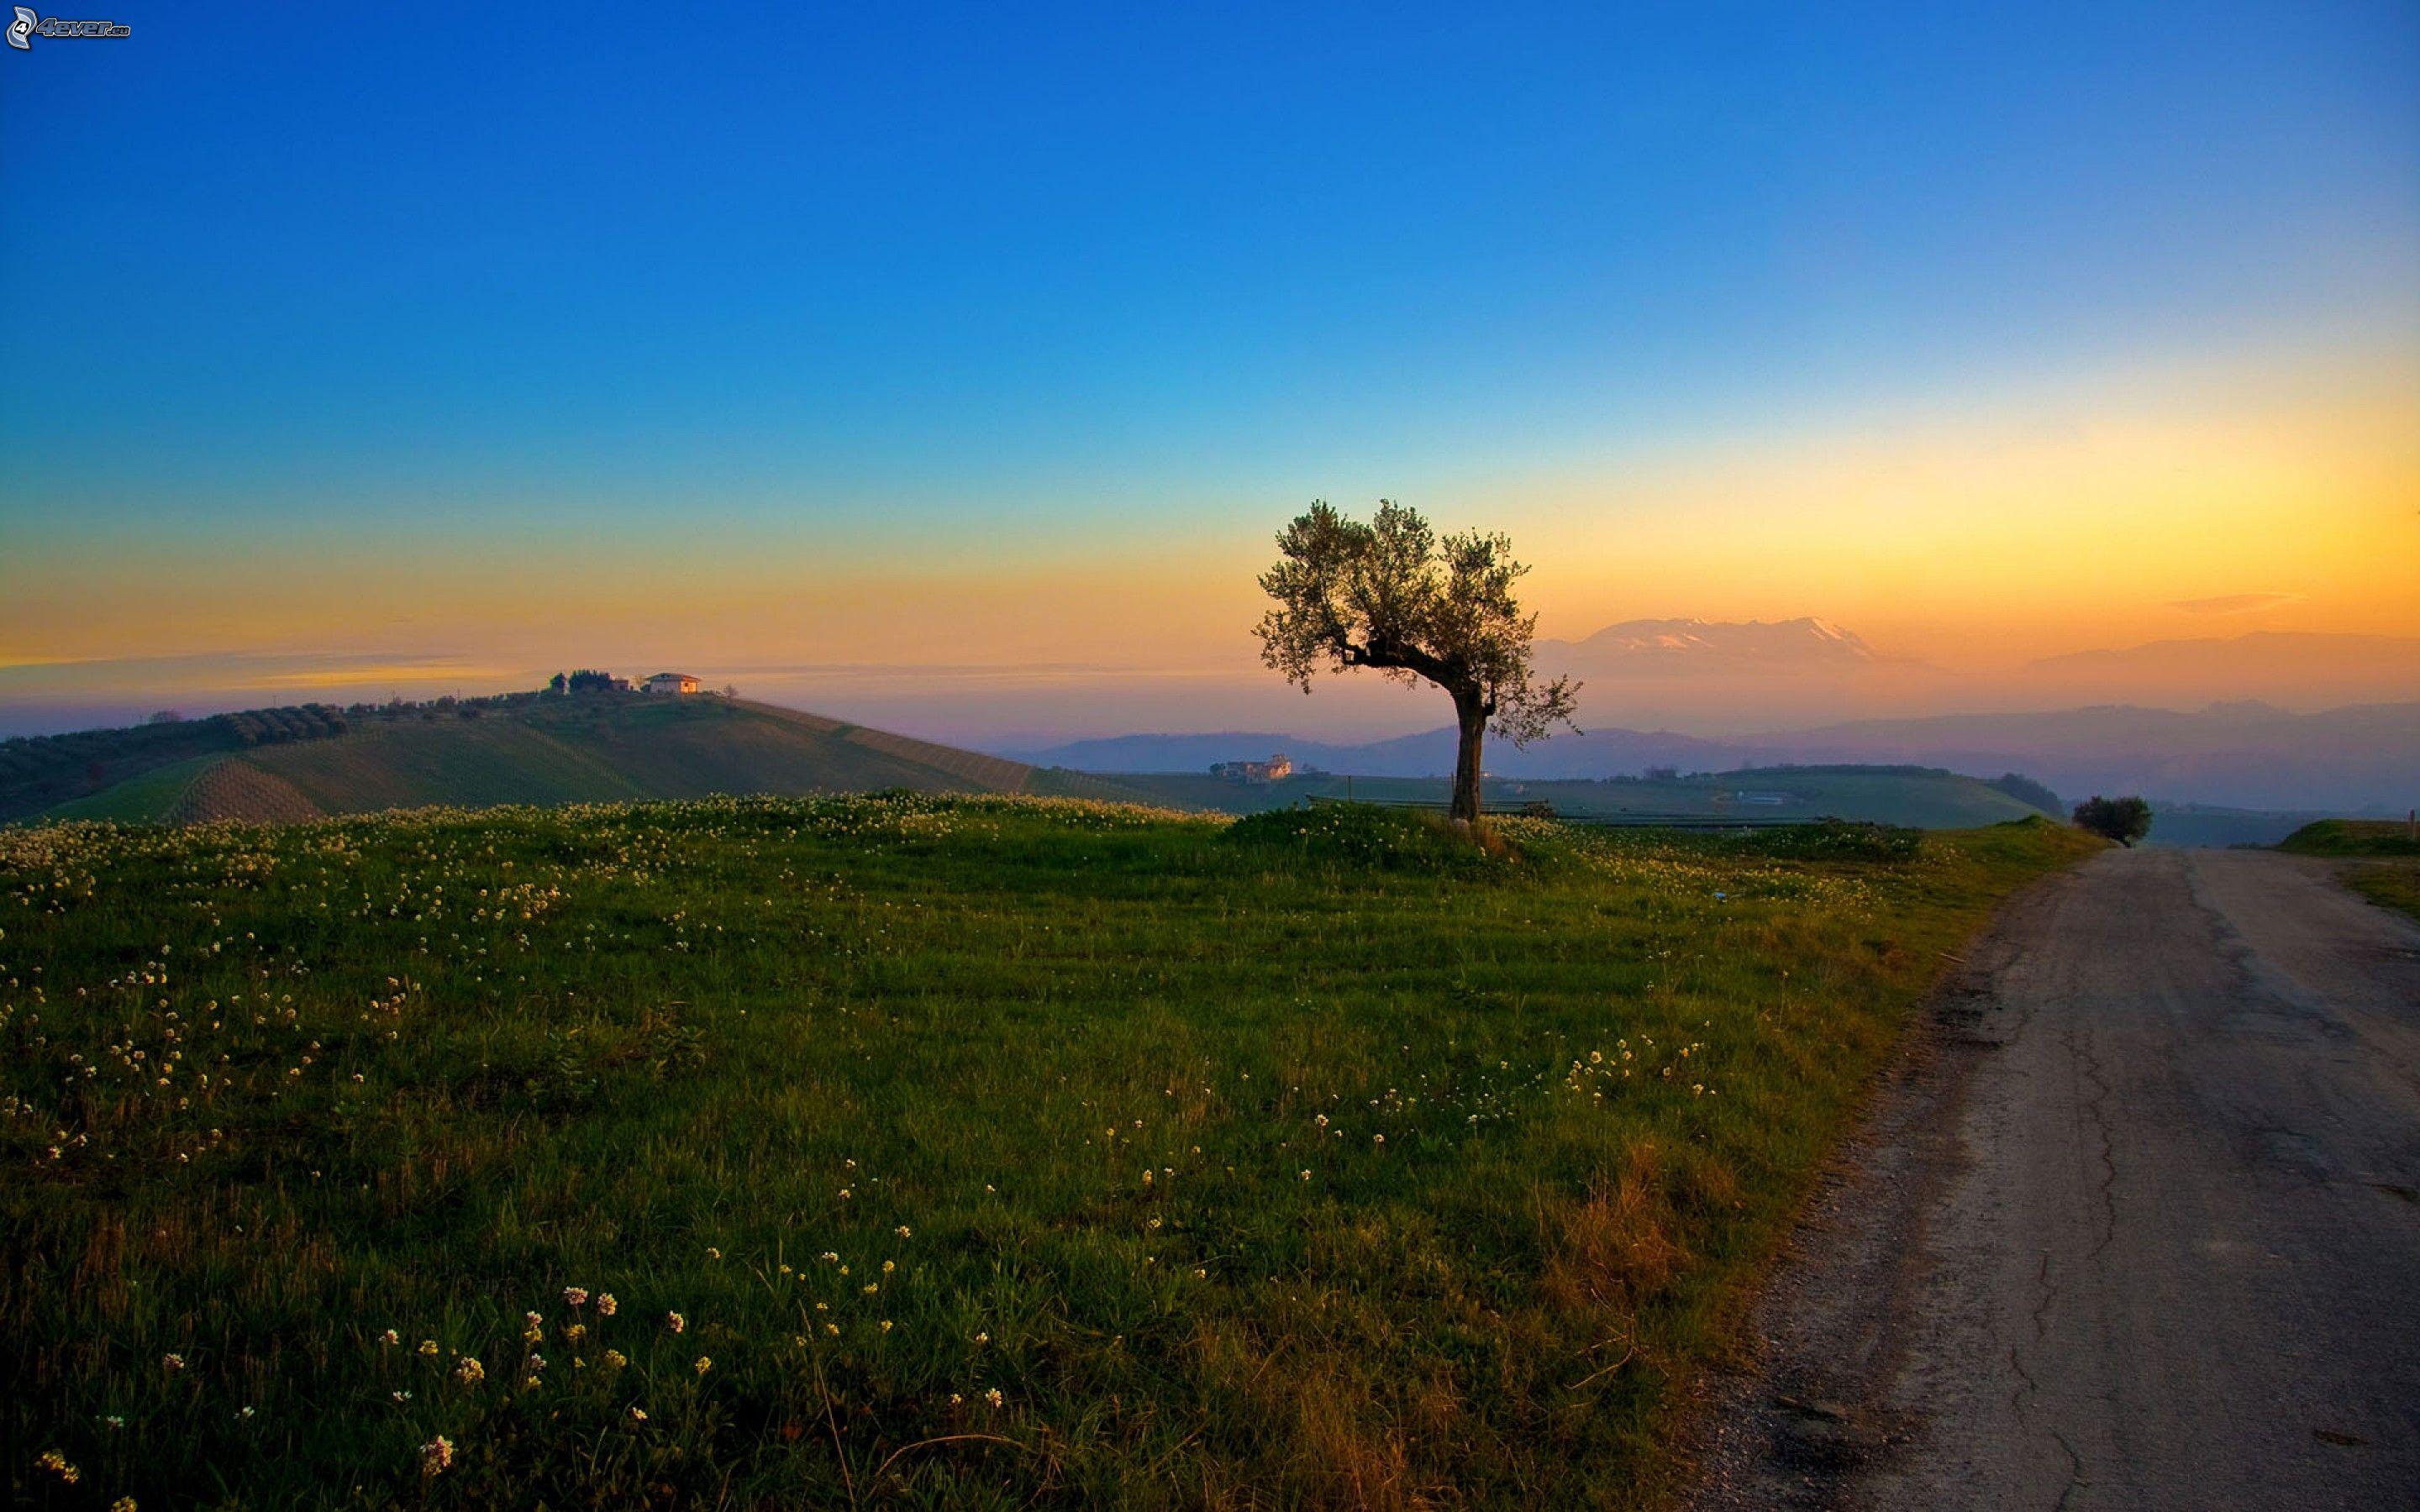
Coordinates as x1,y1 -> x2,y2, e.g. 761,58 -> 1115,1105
1744,701 -> 2420,811
0,702 -> 356,822
0,794 -> 2096,1507
26,694 -> 1143,824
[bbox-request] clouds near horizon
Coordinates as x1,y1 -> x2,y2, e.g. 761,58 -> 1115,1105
3,3 -> 2415,741
2165,592 -> 2305,615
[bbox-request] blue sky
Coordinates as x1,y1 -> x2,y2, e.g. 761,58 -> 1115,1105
3,1 -> 2416,738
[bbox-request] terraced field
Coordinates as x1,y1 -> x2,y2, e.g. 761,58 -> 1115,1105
32,696 -> 1141,825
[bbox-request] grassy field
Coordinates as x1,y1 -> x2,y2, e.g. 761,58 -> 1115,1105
1,798 -> 2095,1508
2281,821 -> 2420,925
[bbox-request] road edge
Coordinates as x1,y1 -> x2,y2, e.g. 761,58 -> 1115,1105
1674,860 -> 2093,1509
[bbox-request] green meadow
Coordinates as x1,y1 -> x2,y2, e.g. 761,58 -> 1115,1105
2,797 -> 2095,1508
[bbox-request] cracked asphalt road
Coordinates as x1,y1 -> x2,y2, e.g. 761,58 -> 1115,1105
1691,847 -> 2420,1510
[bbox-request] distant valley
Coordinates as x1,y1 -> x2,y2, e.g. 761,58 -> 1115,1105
1013,698 -> 2420,816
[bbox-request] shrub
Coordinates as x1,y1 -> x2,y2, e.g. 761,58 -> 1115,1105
1223,802 -> 1517,870
1733,819 -> 1923,862
2072,795 -> 2152,847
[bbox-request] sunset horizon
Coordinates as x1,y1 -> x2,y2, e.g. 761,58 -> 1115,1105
7,6 -> 2417,746
10,8 -> 2420,1507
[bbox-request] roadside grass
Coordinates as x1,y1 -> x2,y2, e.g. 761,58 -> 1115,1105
2344,862 -> 2420,926
2277,821 -> 2420,925
2277,818 -> 2420,858
0,797 -> 2095,1507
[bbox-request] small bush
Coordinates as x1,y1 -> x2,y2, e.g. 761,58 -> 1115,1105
2072,795 -> 2152,847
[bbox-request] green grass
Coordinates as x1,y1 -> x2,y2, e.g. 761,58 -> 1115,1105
0,798 -> 2096,1507
2278,818 -> 2420,858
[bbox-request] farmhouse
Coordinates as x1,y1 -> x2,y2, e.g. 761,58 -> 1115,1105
644,672 -> 701,696
1210,753 -> 1292,784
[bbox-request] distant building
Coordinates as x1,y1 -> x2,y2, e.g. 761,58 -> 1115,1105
644,672 -> 701,696
1210,753 -> 1293,784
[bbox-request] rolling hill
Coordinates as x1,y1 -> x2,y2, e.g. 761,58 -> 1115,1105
24,693 -> 1140,825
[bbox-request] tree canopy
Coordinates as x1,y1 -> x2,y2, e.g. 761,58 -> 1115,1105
2072,795 -> 2153,847
1255,501 -> 1577,820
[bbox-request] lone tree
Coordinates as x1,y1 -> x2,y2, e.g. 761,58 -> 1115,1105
1255,500 -> 1579,823
2072,794 -> 2152,847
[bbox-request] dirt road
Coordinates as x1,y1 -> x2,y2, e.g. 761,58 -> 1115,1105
1691,847 -> 2420,1510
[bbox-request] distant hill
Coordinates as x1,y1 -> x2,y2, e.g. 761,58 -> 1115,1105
1007,732 -> 1386,775
1025,699 -> 2420,814
22,693 -> 1144,825
3,703 -> 356,822
1741,701 -> 2420,812
1014,726 -> 1738,778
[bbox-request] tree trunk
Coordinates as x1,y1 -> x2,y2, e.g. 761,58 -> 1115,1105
1451,700 -> 1486,824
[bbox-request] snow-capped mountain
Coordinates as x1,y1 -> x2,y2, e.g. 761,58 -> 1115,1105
1539,617 -> 1883,673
